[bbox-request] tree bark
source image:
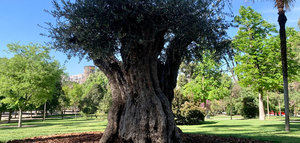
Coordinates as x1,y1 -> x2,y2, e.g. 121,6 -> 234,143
74,105 -> 77,118
43,102 -> 46,121
279,99 -> 282,117
230,94 -> 233,120
0,112 -> 2,121
294,104 -> 297,117
267,95 -> 270,119
18,108 -> 22,128
258,91 -> 265,120
61,109 -> 64,119
8,111 -> 12,123
278,6 -> 290,131
96,54 -> 181,143
30,110 -> 33,118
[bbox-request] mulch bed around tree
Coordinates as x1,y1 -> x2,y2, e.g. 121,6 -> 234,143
7,132 -> 271,143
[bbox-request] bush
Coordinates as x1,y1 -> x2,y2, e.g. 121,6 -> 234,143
241,96 -> 258,119
173,92 -> 205,125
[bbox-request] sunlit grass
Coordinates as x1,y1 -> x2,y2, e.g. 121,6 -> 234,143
0,117 -> 107,142
0,115 -> 299,142
179,116 -> 300,143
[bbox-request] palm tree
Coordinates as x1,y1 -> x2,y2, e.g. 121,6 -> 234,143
275,0 -> 294,132
251,0 -> 295,131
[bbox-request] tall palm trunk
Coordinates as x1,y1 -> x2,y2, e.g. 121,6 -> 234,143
277,3 -> 290,131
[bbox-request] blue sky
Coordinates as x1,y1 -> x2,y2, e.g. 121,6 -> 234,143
0,0 -> 299,75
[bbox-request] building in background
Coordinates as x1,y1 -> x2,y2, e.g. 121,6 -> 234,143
66,66 -> 96,84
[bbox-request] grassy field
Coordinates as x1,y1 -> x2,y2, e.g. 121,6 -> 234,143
0,116 -> 299,143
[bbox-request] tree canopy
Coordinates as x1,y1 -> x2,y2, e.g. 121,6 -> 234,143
47,0 -> 231,142
0,43 -> 63,127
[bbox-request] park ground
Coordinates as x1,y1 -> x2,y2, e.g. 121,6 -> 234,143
0,115 -> 299,143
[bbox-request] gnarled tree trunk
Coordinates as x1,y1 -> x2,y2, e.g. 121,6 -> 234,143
98,56 -> 181,143
95,36 -> 184,142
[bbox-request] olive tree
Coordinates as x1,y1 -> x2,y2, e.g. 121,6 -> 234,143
46,0 -> 230,142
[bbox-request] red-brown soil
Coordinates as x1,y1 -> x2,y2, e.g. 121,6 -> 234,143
7,132 -> 271,143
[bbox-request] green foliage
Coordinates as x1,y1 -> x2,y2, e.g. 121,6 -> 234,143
233,6 -> 278,92
97,88 -> 112,114
69,83 -> 83,107
172,88 -> 205,125
241,96 -> 259,119
47,0 -> 230,61
79,71 -> 110,116
0,43 -> 63,110
183,52 -> 231,104
233,6 -> 298,93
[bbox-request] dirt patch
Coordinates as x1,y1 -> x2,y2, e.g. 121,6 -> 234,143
7,132 -> 271,143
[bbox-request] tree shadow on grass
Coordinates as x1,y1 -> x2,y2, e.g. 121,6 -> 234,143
184,131 -> 300,143
201,124 -> 249,128
0,118 -> 107,130
259,122 -> 300,133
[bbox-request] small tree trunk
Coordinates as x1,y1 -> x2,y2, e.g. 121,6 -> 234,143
74,105 -> 77,118
18,108 -> 22,128
258,91 -> 265,120
30,110 -> 33,118
279,100 -> 282,118
8,111 -> 12,123
0,112 -> 2,121
43,103 -> 46,121
267,95 -> 270,119
61,109 -> 64,119
294,103 -> 297,117
230,105 -> 233,120
230,93 -> 233,120
278,6 -> 290,132
14,111 -> 17,118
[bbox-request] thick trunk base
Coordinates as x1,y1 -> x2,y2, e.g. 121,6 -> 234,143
100,92 -> 181,143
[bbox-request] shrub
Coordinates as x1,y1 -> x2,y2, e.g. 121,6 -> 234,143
241,96 -> 258,119
173,91 -> 205,125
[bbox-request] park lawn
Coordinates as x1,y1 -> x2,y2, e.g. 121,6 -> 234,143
0,116 -> 299,142
0,118 -> 107,142
179,116 -> 300,143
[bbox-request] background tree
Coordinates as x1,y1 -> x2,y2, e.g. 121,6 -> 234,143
183,52 -> 231,116
69,83 -> 83,118
0,43 -> 63,127
252,0 -> 296,131
47,0 -> 230,142
275,0 -> 295,131
233,6 -> 280,120
59,84 -> 71,119
79,70 -> 109,117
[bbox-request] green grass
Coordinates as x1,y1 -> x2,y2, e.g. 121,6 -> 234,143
0,116 -> 299,142
0,118 -> 107,142
179,116 -> 300,143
